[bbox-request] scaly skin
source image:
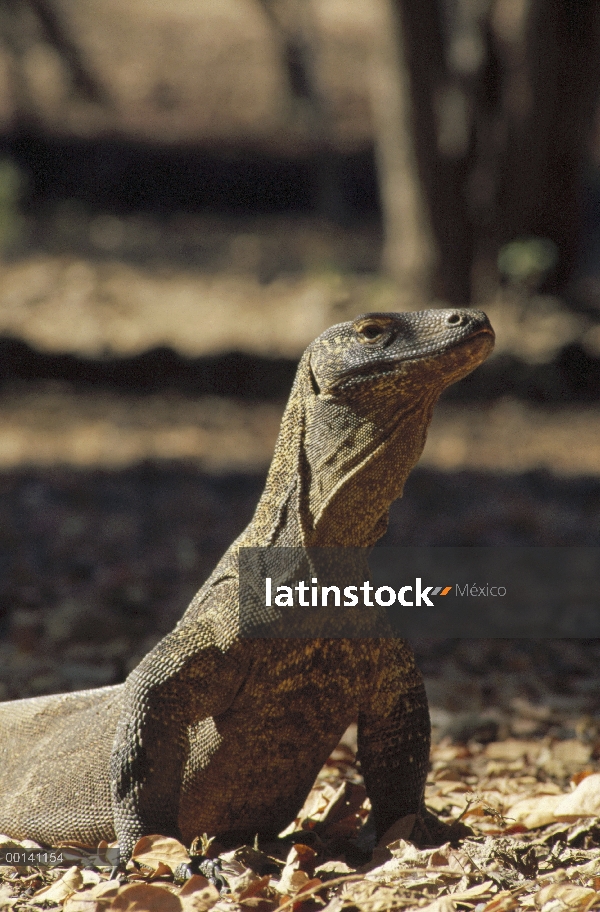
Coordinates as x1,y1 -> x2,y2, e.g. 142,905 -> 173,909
0,309 -> 494,858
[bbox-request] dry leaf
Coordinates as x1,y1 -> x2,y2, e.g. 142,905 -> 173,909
179,895 -> 218,912
130,836 -> 190,874
485,741 -> 541,762
178,876 -> 211,896
225,867 -> 268,901
289,845 -> 317,873
296,783 -> 341,827
507,795 -> 564,829
434,745 -> 471,762
178,877 -> 219,912
34,866 -> 83,903
235,874 -> 271,902
572,770 -> 596,787
272,842 -> 319,895
110,883 -> 182,912
277,868 -> 310,896
314,861 -> 354,879
434,781 -> 473,795
420,897 -> 462,912
217,850 -> 248,890
554,774 -> 600,820
365,842 -> 468,886
92,883 -> 125,902
451,879 -> 495,900
81,871 -> 103,888
340,880 -> 400,912
481,889 -> 519,912
550,741 -> 592,768
445,850 -> 475,875
429,848 -> 453,867
535,882 -> 597,910
64,890 -> 103,912
0,884 -> 17,909
387,840 -> 445,866
319,782 -> 366,834
364,820 -> 419,869
64,879 -> 119,912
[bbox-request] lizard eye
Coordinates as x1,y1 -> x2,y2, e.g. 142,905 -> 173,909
353,314 -> 395,345
357,322 -> 385,343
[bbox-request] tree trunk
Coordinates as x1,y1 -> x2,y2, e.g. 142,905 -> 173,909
368,0 -> 438,306
470,0 -> 600,298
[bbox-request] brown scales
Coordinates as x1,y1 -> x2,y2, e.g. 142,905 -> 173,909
0,309 -> 494,859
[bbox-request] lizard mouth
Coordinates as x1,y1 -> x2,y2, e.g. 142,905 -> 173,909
329,324 -> 495,393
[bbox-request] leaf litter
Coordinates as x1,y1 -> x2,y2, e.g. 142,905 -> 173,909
2,721 -> 600,912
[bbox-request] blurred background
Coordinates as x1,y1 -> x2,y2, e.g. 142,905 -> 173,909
0,0 -> 600,745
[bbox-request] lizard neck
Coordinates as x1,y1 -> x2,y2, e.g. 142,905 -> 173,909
238,355 -> 310,548
301,391 -> 438,547
239,358 -> 440,549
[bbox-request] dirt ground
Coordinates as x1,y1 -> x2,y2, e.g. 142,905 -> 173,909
0,387 -> 598,475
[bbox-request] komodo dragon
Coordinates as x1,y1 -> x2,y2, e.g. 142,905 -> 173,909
0,308 -> 494,860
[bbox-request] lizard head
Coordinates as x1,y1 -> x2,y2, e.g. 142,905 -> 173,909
256,308 -> 494,548
299,308 -> 494,546
308,308 -> 494,402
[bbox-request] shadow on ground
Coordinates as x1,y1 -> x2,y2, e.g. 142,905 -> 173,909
0,462 -> 598,714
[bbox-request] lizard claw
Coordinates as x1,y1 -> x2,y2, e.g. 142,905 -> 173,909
410,807 -> 472,847
174,857 -> 227,890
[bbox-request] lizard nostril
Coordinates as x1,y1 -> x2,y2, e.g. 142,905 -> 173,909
445,312 -> 464,326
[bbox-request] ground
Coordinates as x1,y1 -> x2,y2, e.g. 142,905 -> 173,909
2,722 -> 600,911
